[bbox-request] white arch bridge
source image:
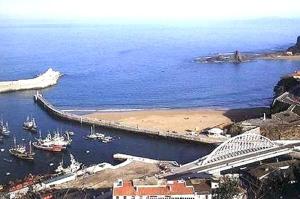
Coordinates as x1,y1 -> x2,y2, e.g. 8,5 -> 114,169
159,133 -> 300,178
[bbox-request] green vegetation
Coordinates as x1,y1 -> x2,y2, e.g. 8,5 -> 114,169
213,176 -> 240,199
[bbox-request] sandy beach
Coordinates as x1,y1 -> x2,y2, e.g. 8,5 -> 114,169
84,107 -> 268,133
261,54 -> 300,60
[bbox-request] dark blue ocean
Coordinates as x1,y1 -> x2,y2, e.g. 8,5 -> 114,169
0,19 -> 300,184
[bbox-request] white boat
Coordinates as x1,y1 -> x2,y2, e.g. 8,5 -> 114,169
51,131 -> 72,147
101,136 -> 113,143
33,131 -> 70,152
0,120 -> 10,136
86,126 -> 104,139
65,130 -> 74,136
9,138 -> 35,160
55,154 -> 82,174
23,116 -> 38,132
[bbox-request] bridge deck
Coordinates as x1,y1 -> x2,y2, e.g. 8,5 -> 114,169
160,142 -> 300,178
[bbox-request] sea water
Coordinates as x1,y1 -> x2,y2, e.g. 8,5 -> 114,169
0,19 -> 300,183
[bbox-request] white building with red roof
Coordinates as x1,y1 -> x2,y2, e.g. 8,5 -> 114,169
113,179 -> 213,199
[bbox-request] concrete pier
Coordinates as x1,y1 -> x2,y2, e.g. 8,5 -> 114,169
34,92 -> 227,144
0,68 -> 61,93
113,153 -> 179,166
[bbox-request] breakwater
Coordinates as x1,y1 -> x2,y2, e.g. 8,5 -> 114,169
0,68 -> 61,93
34,92 -> 226,144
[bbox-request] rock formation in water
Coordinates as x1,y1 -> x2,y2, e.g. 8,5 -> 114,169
195,50 -> 248,64
233,50 -> 243,63
0,68 -> 61,93
287,36 -> 300,55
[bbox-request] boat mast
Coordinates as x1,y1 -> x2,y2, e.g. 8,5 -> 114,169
13,136 -> 16,148
29,141 -> 32,154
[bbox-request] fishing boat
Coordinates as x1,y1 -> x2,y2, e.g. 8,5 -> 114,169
33,131 -> 71,152
33,132 -> 62,152
86,126 -> 104,140
32,141 -> 63,152
9,138 -> 35,160
23,116 -> 38,133
0,120 -> 10,136
51,131 -> 72,148
55,154 -> 82,174
65,130 -> 74,136
101,136 -> 113,143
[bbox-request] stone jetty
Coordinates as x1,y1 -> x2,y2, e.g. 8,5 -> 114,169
0,68 -> 61,93
34,92 -> 227,144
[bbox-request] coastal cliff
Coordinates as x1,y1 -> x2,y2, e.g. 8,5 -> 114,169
229,72 -> 300,140
287,36 -> 300,54
271,72 -> 300,114
0,68 -> 61,93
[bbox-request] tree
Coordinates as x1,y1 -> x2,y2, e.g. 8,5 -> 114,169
213,176 -> 240,199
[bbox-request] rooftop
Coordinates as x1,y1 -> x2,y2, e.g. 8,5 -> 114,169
291,71 -> 300,79
186,179 -> 212,194
113,179 -> 194,196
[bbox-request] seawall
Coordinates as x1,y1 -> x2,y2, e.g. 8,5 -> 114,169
0,68 -> 61,93
34,93 -> 227,144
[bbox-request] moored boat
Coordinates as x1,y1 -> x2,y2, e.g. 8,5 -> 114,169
86,126 -> 105,140
101,136 -> 113,143
55,154 -> 82,174
33,131 -> 71,152
23,116 -> 38,133
9,138 -> 35,160
0,120 -> 10,136
32,141 -> 63,152
51,130 -> 72,147
65,130 -> 74,136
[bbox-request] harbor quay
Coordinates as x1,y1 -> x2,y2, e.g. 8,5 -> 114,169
4,154 -> 173,198
34,92 -> 227,145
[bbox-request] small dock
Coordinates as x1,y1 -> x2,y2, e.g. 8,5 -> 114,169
113,153 -> 179,166
34,92 -> 227,144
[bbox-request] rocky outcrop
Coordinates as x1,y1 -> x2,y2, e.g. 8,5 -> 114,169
273,75 -> 299,98
0,68 -> 61,93
233,50 -> 243,63
287,36 -> 300,55
271,72 -> 300,114
195,50 -> 248,64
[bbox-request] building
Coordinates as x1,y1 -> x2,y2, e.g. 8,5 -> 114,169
186,179 -> 214,199
113,178 -> 213,199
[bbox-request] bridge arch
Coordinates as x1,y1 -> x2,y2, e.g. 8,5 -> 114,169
201,133 -> 277,165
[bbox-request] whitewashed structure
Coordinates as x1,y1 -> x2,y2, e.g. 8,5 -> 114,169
113,179 -> 213,199
0,68 -> 61,93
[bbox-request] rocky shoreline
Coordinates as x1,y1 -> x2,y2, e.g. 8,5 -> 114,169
196,36 -> 300,64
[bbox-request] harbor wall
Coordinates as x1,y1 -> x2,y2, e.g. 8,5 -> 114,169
34,93 -> 226,144
0,68 -> 61,93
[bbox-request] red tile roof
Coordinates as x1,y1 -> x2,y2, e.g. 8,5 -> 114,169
113,180 -> 194,196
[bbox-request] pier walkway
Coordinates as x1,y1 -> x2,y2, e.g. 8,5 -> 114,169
113,153 -> 179,166
34,92 -> 226,144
